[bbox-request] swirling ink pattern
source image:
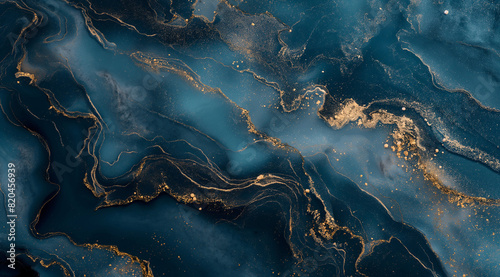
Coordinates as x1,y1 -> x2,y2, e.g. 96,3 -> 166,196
0,0 -> 499,276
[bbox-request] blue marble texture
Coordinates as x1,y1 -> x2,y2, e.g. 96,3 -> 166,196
0,0 -> 499,276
